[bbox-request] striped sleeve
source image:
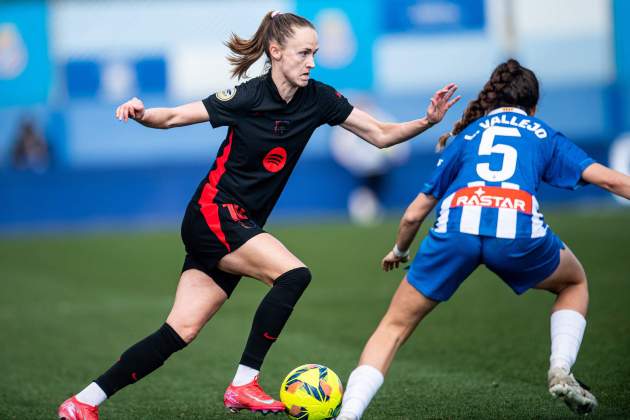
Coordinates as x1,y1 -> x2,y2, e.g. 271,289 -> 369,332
421,136 -> 464,199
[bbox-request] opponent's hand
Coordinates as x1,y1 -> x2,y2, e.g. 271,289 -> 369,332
116,97 -> 145,122
426,83 -> 460,124
382,251 -> 409,272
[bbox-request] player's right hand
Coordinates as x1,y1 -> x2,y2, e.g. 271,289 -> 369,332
381,251 -> 408,272
116,97 -> 145,122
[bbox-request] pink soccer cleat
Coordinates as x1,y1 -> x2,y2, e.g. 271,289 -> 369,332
224,375 -> 285,414
58,396 -> 99,420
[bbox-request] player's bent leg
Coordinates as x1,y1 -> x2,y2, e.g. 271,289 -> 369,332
218,232 -> 306,284
222,269 -> 308,414
166,268 -> 228,342
536,247 -> 589,375
358,277 -> 439,374
535,246 -> 588,316
59,270 -> 227,419
93,269 -> 226,397
219,233 -> 309,414
339,277 -> 439,420
535,247 -> 597,414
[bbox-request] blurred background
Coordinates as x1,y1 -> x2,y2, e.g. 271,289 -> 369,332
1,1 -> 630,419
1,0 -> 629,231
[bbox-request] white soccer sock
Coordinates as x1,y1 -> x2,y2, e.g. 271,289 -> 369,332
549,309 -> 586,373
338,364 -> 384,419
232,364 -> 260,386
75,382 -> 107,407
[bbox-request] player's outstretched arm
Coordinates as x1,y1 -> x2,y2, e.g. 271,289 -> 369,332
341,83 -> 460,149
115,97 -> 209,129
382,193 -> 437,271
582,163 -> 630,200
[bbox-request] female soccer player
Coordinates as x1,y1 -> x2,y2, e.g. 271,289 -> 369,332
57,11 -> 460,420
338,59 -> 630,419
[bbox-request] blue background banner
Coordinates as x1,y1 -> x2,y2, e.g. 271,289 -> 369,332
613,0 -> 630,132
0,1 -> 52,106
381,0 -> 485,34
0,0 -> 627,232
296,0 -> 376,90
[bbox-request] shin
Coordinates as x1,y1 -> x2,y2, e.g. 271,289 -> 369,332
340,278 -> 438,419
239,267 -> 311,372
536,247 -> 589,373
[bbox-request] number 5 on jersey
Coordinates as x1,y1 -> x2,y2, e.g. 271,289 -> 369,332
476,126 -> 520,182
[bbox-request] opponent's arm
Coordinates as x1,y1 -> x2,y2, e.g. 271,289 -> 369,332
582,163 -> 630,200
115,97 -> 209,129
340,83 -> 460,149
382,193 -> 438,271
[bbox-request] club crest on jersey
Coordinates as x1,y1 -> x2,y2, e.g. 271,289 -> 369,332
452,186 -> 533,214
273,120 -> 290,136
216,87 -> 236,101
263,146 -> 287,173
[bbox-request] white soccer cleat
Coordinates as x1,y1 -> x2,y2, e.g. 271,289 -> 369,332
335,416 -> 358,420
548,367 -> 598,415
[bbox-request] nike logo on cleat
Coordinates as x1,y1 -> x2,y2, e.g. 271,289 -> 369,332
245,394 -> 276,404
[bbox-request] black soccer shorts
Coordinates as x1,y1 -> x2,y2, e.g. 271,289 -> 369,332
180,200 -> 264,297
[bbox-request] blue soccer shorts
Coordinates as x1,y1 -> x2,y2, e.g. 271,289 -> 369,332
406,229 -> 565,301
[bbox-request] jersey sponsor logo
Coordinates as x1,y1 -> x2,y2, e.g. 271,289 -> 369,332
216,87 -> 236,101
263,146 -> 287,173
451,186 -> 533,214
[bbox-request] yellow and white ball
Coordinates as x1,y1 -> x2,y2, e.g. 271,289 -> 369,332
280,364 -> 343,420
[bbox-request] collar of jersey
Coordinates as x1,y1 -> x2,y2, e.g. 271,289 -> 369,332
488,107 -> 527,116
264,72 -> 304,106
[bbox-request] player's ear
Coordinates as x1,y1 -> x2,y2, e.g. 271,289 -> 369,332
269,41 -> 282,62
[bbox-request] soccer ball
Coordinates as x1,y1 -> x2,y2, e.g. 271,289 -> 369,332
280,364 -> 343,420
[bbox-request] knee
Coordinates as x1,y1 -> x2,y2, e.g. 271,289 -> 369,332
544,259 -> 589,295
179,328 -> 200,344
166,320 -> 202,344
265,267 -> 312,308
561,264 -> 588,292
569,256 -> 587,284
274,266 -> 312,291
291,266 -> 312,289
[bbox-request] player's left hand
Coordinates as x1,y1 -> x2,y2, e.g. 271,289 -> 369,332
426,83 -> 461,124
382,251 -> 409,272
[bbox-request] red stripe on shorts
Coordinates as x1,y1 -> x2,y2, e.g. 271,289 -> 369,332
198,129 -> 234,252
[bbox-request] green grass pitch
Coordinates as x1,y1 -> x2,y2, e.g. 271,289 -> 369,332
0,210 -> 629,419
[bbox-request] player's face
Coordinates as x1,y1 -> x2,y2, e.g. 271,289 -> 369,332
277,26 -> 318,87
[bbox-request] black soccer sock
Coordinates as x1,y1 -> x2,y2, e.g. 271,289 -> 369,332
95,323 -> 187,397
240,267 -> 312,370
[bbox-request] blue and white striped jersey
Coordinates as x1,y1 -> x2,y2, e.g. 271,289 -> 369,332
421,107 -> 595,239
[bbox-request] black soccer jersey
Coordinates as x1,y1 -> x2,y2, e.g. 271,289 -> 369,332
191,73 -> 353,229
